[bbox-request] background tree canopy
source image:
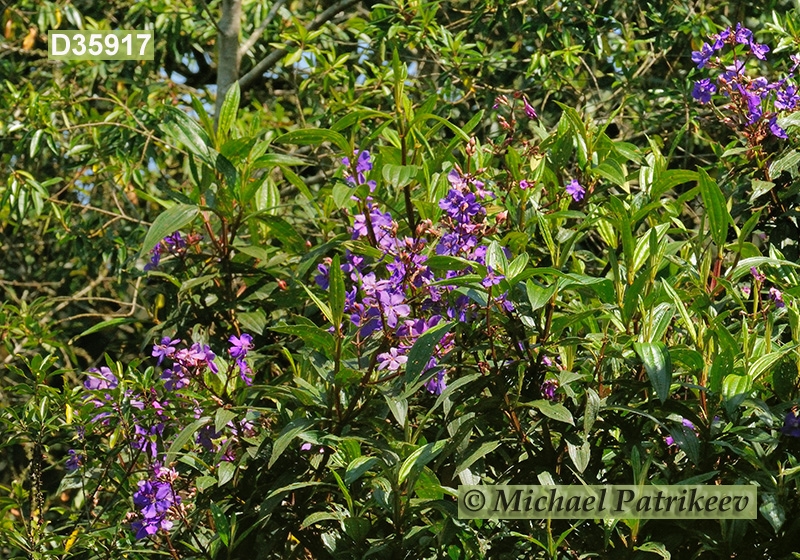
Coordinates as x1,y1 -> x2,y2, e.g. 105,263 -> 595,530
2,0 -> 800,558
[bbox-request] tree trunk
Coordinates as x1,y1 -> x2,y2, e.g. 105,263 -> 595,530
215,0 -> 242,129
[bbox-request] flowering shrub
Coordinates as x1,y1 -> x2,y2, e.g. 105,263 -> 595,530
4,12 -> 800,560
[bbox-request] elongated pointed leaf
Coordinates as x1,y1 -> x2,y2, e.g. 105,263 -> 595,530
405,321 -> 454,382
698,169 -> 731,255
140,204 -> 199,256
398,440 -> 447,484
269,418 -> 316,468
218,81 -> 240,142
634,342 -> 672,403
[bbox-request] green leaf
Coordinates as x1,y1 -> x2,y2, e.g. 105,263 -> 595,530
73,317 -> 135,340
584,388 -> 600,433
526,279 -> 557,312
210,502 -> 231,547
635,542 -> 672,559
454,440 -> 501,477
722,374 -> 751,399
196,476 -> 217,492
698,169 -> 731,255
662,281 -> 697,344
530,400 -> 574,425
649,169 -> 698,199
270,324 -> 335,355
382,164 -> 419,188
298,283 -> 334,325
405,321 -> 454,382
269,417 -> 316,468
254,214 -> 305,253
384,392 -> 407,426
769,150 -> 800,179
252,153 -> 308,168
166,417 -> 210,464
398,440 -> 447,484
633,342 -> 672,403
215,409 -> 237,433
485,240 -> 508,274
140,204 -> 199,257
217,461 -> 235,487
161,106 -> 214,160
759,493 -> 786,533
709,348 -> 734,393
668,422 -> 700,464
749,347 -> 797,382
217,82 -> 240,142
345,457 -> 379,486
274,128 -> 350,153
566,439 -> 590,473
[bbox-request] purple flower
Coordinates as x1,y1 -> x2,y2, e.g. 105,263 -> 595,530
481,266 -> 505,288
769,287 -> 786,308
152,337 -> 180,365
769,117 -> 788,139
439,189 -> 483,223
711,28 -> 731,51
775,85 -> 798,110
131,477 -> 179,540
781,409 -> 800,437
84,367 -> 118,391
377,347 -> 408,371
378,291 -> 411,328
343,149 -> 376,191
741,285 -> 751,297
720,60 -> 745,83
565,179 -> 585,202
750,41 -> 769,60
519,180 -> 529,189
66,450 -> 82,471
523,97 -> 537,119
144,245 -> 161,271
691,42 -> 714,69
237,358 -> 253,385
751,267 -> 766,282
734,23 -> 752,45
314,264 -> 329,289
541,379 -> 559,401
692,79 -> 716,104
164,232 -> 186,250
229,333 -> 253,359
425,370 -> 446,395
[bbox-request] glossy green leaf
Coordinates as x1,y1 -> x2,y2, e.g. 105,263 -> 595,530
140,204 -> 199,256
633,342 -> 672,403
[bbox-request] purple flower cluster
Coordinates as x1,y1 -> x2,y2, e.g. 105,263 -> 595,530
156,339 -> 219,391
750,267 -> 788,309
144,231 -> 202,271
691,23 -> 799,140
65,449 -> 82,471
229,333 -> 254,385
540,379 -> 559,401
565,179 -> 585,202
313,162 -> 517,395
342,150 -> 377,192
130,466 -> 180,540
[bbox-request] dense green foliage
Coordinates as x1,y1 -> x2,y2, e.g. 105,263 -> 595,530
3,1 -> 800,558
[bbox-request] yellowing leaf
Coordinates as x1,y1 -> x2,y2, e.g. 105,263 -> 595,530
22,27 -> 36,50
